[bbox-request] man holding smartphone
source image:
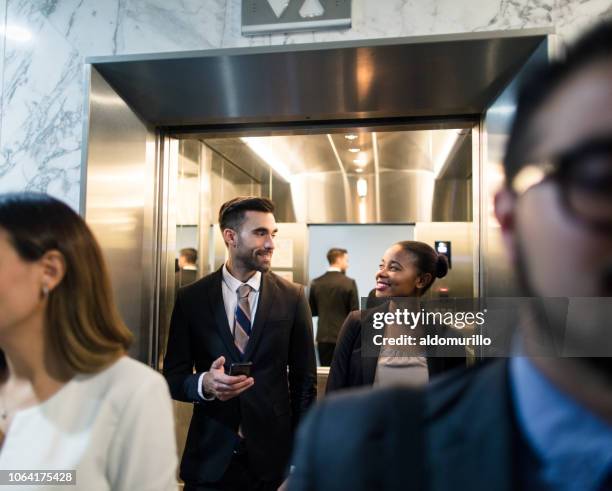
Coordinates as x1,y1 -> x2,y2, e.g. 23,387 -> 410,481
164,196 -> 317,491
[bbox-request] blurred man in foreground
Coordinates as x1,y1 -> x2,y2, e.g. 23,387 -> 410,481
289,20 -> 612,491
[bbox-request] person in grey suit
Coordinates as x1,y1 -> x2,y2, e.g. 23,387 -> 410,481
164,197 -> 317,491
288,20 -> 612,491
309,248 -> 359,366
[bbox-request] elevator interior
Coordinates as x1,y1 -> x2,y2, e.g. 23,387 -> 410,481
81,28 -> 554,369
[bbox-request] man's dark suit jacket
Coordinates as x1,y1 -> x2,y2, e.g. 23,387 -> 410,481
290,359 -> 529,491
309,271 -> 359,344
326,306 -> 466,393
163,268 -> 317,485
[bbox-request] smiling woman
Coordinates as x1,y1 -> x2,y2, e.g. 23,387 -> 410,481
0,192 -> 177,491
326,240 -> 465,393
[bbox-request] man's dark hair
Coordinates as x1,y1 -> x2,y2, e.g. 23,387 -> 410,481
504,19 -> 612,183
180,247 -> 197,264
218,196 -> 275,232
327,248 -> 348,265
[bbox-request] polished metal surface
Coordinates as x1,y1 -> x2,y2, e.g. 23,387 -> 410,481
82,67 -> 158,363
414,222 -> 474,299
198,128 -> 473,223
88,31 -> 548,126
80,30 -> 554,373
480,40 -> 551,298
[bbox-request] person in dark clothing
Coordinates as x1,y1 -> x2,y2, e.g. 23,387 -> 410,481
175,247 -> 198,292
164,197 -> 316,490
309,248 -> 359,366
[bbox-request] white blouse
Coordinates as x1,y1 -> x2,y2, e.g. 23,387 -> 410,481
0,357 -> 177,491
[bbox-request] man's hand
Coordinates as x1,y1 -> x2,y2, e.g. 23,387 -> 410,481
202,356 -> 255,401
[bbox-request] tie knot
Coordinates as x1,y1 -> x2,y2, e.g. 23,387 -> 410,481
237,284 -> 252,298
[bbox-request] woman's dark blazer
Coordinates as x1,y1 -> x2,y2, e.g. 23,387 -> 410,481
326,305 -> 466,393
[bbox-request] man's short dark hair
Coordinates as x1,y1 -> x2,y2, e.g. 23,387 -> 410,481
504,19 -> 612,183
327,248 -> 348,265
218,196 -> 275,232
180,247 -> 197,264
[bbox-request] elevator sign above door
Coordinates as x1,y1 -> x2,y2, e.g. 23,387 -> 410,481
242,0 -> 351,36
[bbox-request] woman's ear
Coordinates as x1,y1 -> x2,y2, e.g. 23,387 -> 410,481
416,273 -> 432,290
39,250 -> 66,293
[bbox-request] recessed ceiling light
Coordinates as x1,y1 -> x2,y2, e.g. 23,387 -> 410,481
348,148 -> 360,153
355,168 -> 363,173
353,158 -> 367,166
357,178 -> 368,197
345,134 -> 358,140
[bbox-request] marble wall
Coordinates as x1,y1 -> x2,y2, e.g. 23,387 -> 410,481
0,0 -> 611,210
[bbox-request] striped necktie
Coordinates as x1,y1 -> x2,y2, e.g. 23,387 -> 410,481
234,284 -> 253,355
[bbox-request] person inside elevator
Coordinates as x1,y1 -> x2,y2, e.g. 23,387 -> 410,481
325,240 -> 465,393
309,248 -> 359,366
0,193 -> 177,490
164,196 -> 317,491
176,247 -> 198,290
288,19 -> 612,491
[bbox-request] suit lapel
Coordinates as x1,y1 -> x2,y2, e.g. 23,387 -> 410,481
208,268 -> 242,362
243,272 -> 277,361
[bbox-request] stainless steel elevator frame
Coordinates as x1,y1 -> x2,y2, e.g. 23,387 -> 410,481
80,29 -> 555,366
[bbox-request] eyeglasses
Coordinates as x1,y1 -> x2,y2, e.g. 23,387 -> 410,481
511,135 -> 612,232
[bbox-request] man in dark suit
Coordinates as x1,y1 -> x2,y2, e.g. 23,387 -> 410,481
175,247 -> 198,292
309,248 -> 359,366
164,196 -> 317,491
288,20 -> 612,491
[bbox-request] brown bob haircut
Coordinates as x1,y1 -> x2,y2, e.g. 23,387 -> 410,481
0,193 -> 132,374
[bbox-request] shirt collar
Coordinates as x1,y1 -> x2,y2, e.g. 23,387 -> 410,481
182,265 -> 197,271
222,263 -> 262,293
327,267 -> 342,273
510,356 -> 612,491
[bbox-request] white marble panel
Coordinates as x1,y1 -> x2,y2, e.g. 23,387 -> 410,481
115,0 -> 227,55
44,0 -> 228,57
0,0 -> 82,209
555,0 -> 612,41
41,0 -> 122,57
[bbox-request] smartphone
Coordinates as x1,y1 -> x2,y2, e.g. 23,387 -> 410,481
229,362 -> 253,377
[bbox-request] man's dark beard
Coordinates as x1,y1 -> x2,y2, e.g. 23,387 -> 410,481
515,238 -> 612,380
235,246 -> 270,273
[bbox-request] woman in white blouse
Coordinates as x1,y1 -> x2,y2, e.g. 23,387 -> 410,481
0,193 -> 177,491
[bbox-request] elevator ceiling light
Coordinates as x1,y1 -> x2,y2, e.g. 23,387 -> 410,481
357,178 -> 368,197
345,134 -> 358,140
240,137 -> 292,182
355,168 -> 363,173
348,148 -> 360,153
353,151 -> 368,167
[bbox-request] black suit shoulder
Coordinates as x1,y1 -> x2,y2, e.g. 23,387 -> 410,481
289,360 -> 510,491
176,270 -> 217,303
269,271 -> 303,295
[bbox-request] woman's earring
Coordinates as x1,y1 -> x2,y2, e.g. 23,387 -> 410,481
41,284 -> 49,298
